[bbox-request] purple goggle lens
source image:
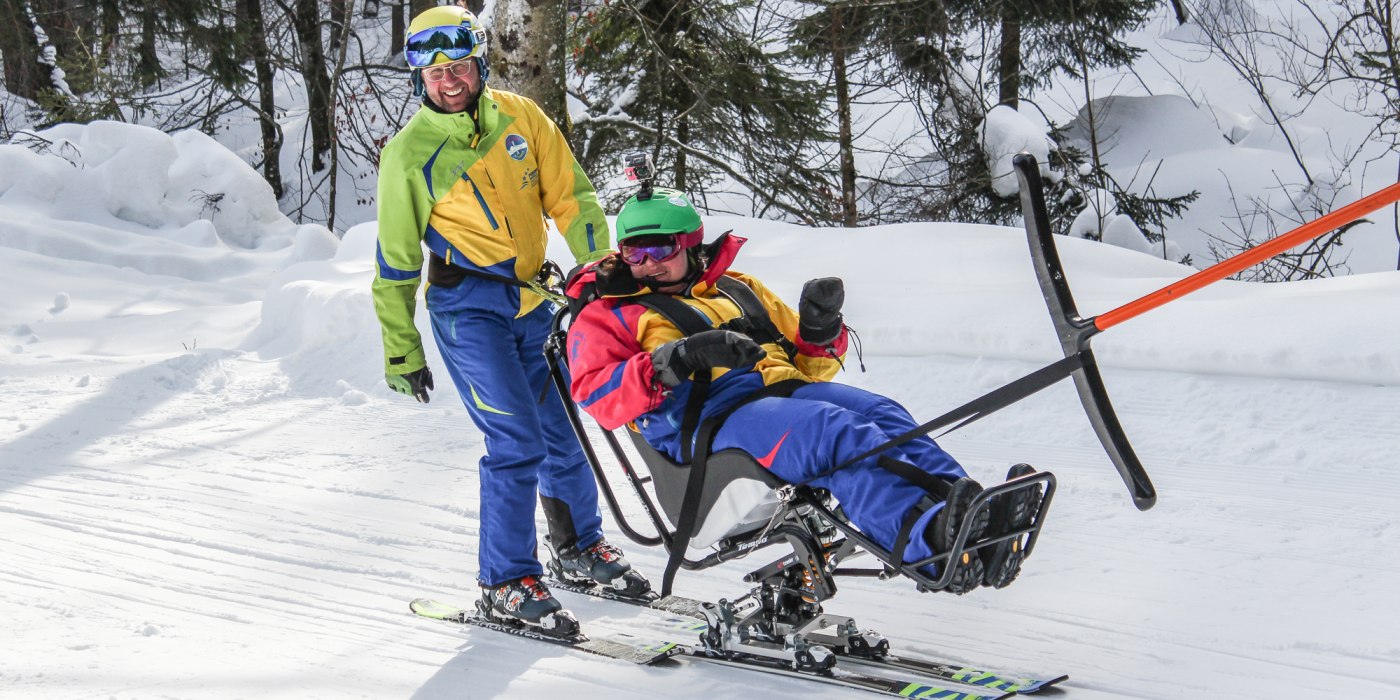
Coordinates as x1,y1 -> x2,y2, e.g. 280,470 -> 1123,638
618,239 -> 683,265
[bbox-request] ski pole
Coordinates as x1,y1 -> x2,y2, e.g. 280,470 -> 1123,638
1092,181 -> 1400,332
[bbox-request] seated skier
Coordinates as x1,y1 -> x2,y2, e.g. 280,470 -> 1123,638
565,187 -> 1039,593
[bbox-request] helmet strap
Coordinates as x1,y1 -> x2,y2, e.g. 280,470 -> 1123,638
410,70 -> 425,98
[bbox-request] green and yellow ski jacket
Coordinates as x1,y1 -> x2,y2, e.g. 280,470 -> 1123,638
373,87 -> 611,375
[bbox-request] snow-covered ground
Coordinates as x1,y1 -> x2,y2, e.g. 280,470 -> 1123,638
3,122 -> 1399,699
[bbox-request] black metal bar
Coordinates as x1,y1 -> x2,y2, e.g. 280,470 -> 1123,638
596,425 -> 675,548
1013,153 -> 1157,511
542,324 -> 662,547
793,354 -> 1084,487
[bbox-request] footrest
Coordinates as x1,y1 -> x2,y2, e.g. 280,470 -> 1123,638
910,470 -> 1057,592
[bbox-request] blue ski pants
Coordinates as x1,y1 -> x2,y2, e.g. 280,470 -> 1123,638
430,302 -> 604,586
712,382 -> 967,566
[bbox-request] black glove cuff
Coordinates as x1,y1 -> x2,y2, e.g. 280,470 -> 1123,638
799,315 -> 843,345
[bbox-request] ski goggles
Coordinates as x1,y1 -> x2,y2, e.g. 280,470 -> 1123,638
618,230 -> 703,265
405,24 -> 487,69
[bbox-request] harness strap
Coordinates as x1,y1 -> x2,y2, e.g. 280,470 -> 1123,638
626,277 -> 810,596
659,378 -> 806,597
427,251 -> 565,303
628,293 -> 714,464
876,455 -> 953,500
714,276 -> 799,360
890,495 -> 939,569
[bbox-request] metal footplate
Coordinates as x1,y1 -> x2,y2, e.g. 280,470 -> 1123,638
694,593 -> 894,673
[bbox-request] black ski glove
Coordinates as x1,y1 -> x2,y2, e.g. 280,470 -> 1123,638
651,330 -> 766,388
386,366 -> 435,403
798,277 -> 845,345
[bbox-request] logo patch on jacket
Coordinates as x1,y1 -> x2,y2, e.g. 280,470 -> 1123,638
505,134 -> 529,161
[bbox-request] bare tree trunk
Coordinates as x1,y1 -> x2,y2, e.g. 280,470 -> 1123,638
98,0 -> 120,66
136,4 -> 163,88
239,0 -> 284,199
327,0 -> 356,231
998,4 -> 1021,108
329,0 -> 348,55
675,116 -> 689,191
293,0 -> 333,172
1377,0 -> 1400,270
0,0 -> 47,99
33,0 -> 86,93
390,1 -> 405,58
492,0 -> 567,133
5,0 -> 74,119
1169,0 -> 1189,25
831,6 -> 857,226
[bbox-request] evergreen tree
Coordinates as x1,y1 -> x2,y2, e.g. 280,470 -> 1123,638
994,0 -> 1156,106
570,0 -> 835,222
793,0 -> 1155,226
791,0 -> 1001,224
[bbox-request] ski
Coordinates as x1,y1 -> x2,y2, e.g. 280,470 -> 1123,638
408,598 -> 679,665
412,596 -> 1010,699
544,575 -> 703,616
545,579 -> 1066,694
599,629 -> 1013,700
840,653 -> 1067,695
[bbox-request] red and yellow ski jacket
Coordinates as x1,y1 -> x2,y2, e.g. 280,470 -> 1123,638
565,234 -> 849,458
373,87 -> 611,375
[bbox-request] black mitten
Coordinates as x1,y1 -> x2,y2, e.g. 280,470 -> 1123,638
651,330 -> 766,387
798,277 -> 845,344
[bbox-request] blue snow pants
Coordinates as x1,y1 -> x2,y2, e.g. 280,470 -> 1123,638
430,302 -> 604,586
711,382 -> 968,568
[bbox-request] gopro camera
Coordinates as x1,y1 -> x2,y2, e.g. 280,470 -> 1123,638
622,152 -> 654,183
622,152 -> 656,200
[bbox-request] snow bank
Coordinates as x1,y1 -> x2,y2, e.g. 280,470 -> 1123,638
0,121 -> 339,364
1061,95 -> 1225,166
242,223 -> 401,399
1054,77 -> 1394,275
1,121 -> 322,256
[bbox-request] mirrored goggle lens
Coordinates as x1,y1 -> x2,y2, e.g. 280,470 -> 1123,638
405,25 -> 483,68
619,241 -> 681,265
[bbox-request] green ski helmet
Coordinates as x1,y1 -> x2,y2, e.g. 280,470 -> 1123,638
615,188 -> 705,250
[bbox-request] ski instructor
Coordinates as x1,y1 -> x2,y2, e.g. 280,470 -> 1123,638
372,5 -> 649,635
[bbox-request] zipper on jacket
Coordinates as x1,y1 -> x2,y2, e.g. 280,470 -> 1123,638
461,173 -> 499,230
482,169 -> 514,239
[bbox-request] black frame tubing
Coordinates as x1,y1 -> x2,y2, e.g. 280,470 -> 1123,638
1014,153 -> 1156,510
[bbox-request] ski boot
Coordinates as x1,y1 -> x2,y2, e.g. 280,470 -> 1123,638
981,464 -> 1040,589
926,476 -> 989,595
548,537 -> 653,599
477,575 -> 580,637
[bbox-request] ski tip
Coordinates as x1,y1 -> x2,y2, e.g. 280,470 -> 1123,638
1007,673 -> 1069,694
409,598 -> 465,621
